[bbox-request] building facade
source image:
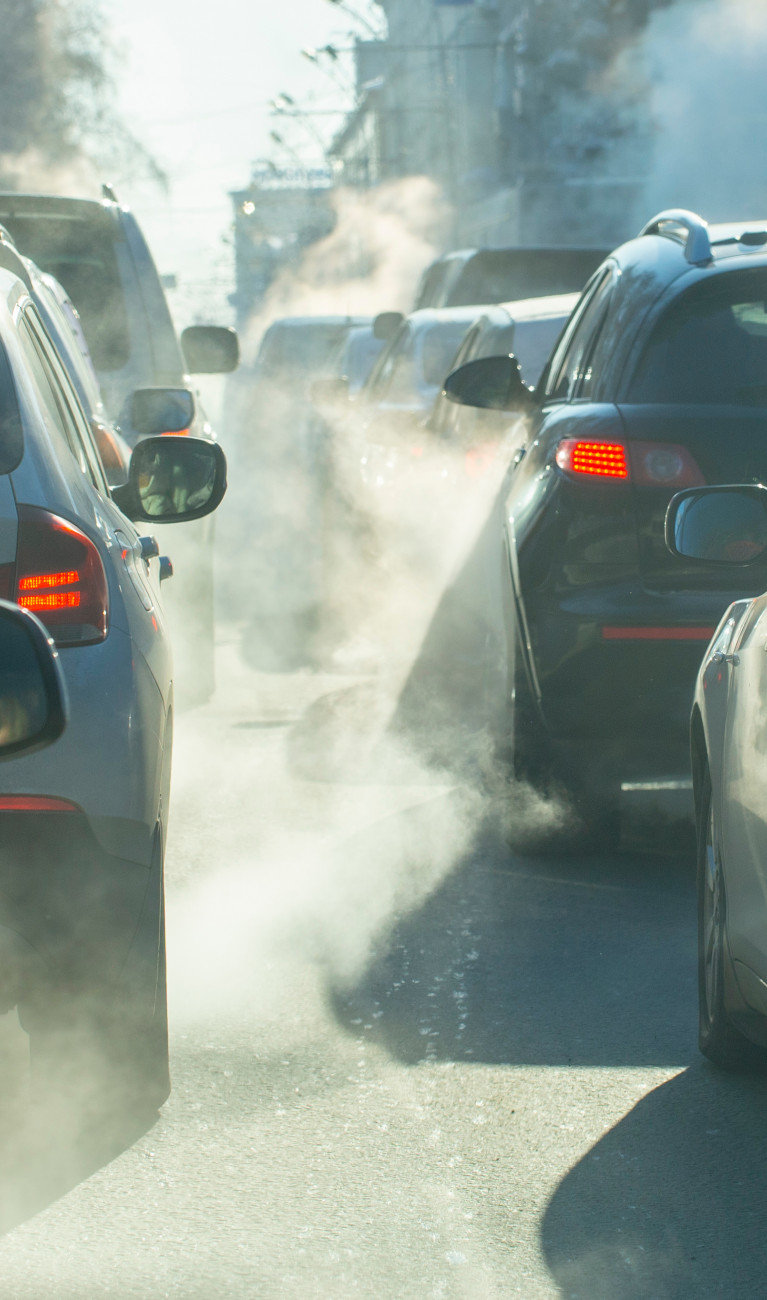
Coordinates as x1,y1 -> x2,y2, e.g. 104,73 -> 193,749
330,0 -> 674,248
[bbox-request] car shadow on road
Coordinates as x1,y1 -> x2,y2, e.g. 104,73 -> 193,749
328,804 -> 697,1070
541,1060 -> 767,1298
0,1020 -> 158,1237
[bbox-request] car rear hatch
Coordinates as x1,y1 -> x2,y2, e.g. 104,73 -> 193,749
618,403 -> 767,608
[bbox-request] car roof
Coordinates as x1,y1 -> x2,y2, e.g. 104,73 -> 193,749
612,210 -> 767,287
264,315 -> 372,330
405,306 -> 489,331
0,192 -> 121,228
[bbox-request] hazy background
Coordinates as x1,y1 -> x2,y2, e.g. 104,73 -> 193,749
103,0 -> 362,321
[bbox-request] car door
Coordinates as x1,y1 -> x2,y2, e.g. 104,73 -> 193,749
716,592 -> 767,993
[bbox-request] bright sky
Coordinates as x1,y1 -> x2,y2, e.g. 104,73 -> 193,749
102,0 -> 376,322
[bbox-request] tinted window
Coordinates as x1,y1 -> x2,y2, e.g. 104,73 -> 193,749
1,214 -> 131,371
0,339 -> 23,474
448,249 -> 607,307
628,270 -> 767,405
21,310 -> 107,492
420,322 -> 473,388
256,323 -> 350,376
545,271 -> 613,401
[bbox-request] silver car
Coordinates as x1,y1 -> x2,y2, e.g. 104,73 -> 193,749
667,483 -> 767,1068
0,237 -> 227,1111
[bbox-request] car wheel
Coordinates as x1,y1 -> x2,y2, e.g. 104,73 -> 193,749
697,767 -> 764,1068
28,828 -> 170,1118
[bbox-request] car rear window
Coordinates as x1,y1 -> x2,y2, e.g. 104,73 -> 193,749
257,323 -> 350,376
0,339 -> 24,474
448,250 -> 607,307
421,322 -> 473,387
628,269 -> 767,406
0,215 -> 131,372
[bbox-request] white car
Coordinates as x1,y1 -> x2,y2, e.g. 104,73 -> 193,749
0,237 -> 227,1111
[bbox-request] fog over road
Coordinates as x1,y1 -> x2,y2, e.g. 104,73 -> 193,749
0,615 -> 764,1297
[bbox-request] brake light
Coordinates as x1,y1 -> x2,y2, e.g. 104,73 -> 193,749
13,506 -> 109,646
556,440 -> 628,479
555,438 -> 705,487
0,795 -> 79,812
629,441 -> 705,487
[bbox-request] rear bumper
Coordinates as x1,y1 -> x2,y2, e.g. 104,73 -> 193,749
0,626 -> 169,867
0,810 -> 155,1025
528,583 -> 729,767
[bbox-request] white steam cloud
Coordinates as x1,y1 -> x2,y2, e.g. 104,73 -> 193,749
638,0 -> 767,221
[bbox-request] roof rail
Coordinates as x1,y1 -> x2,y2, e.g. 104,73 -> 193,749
639,209 -> 712,265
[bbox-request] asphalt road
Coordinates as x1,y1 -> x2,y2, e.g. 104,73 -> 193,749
0,621 -> 764,1299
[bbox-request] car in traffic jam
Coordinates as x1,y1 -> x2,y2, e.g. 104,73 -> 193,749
444,209 -> 767,842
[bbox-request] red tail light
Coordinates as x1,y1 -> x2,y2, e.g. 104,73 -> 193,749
556,441 -> 628,479
556,438 -> 705,487
0,795 -> 80,812
13,506 -> 109,646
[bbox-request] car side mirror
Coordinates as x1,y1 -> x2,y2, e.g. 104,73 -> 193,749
0,602 -> 66,759
443,355 -> 534,412
112,436 -> 227,524
665,485 -> 767,564
373,312 -> 405,342
127,387 -> 196,437
311,376 -> 350,407
181,325 -> 240,374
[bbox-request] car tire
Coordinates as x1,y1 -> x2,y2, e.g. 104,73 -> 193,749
28,827 -> 170,1118
697,766 -> 765,1069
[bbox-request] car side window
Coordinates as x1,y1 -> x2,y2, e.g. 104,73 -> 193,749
544,270 -> 613,402
22,308 -> 108,495
367,325 -> 410,399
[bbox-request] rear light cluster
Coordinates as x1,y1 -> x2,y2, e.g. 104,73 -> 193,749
556,438 -> 704,487
12,506 -> 108,646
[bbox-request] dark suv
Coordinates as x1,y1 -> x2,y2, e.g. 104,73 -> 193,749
445,210 -> 767,819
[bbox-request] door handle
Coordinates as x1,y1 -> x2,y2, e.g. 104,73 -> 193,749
712,650 -> 740,666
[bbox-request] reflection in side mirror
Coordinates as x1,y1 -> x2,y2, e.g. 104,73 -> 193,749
128,387 -> 195,437
181,325 -> 240,374
0,602 -> 66,759
443,354 -> 534,412
373,312 -> 405,342
311,376 -> 350,407
666,485 -> 767,564
113,436 -> 227,524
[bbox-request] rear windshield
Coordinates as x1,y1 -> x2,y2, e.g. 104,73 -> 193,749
256,323 -> 350,377
421,322 -> 473,387
0,214 -> 130,372
628,270 -> 767,406
448,250 -> 606,307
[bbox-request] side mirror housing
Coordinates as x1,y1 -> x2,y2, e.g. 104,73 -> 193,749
113,435 -> 227,524
665,485 -> 767,564
443,355 -> 534,412
311,375 -> 350,407
127,387 -> 196,437
181,325 -> 240,374
0,602 -> 66,759
373,312 -> 405,342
